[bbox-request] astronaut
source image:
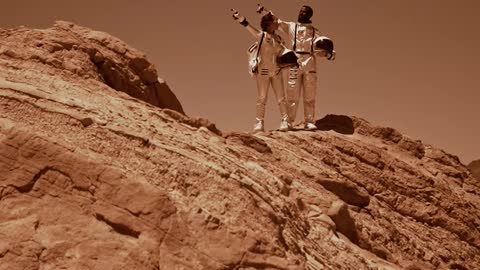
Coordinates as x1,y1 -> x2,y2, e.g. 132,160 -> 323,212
232,10 -> 290,133
258,5 -> 335,130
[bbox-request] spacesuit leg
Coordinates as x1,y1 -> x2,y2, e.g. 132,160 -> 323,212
271,70 -> 288,120
286,66 -> 302,123
255,71 -> 270,121
303,70 -> 318,124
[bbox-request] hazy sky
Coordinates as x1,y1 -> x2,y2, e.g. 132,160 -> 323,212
1,0 -> 479,164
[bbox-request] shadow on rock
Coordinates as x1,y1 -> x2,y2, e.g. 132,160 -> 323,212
224,132 -> 272,154
327,200 -> 359,244
316,178 -> 370,207
315,115 -> 354,135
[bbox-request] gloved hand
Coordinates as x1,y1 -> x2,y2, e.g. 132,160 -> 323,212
256,4 -> 272,15
231,9 -> 245,22
328,51 -> 336,61
256,4 -> 265,14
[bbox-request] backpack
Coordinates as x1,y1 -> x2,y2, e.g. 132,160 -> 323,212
247,32 -> 265,76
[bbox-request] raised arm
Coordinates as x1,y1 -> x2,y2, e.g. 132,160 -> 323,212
255,4 -> 290,33
231,9 -> 262,39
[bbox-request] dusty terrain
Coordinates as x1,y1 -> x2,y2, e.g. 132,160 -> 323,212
1,22 -> 479,270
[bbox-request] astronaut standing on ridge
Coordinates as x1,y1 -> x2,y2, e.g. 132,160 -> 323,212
258,4 -> 335,131
231,9 -> 291,133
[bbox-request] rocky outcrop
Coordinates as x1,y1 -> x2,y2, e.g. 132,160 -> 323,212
1,23 -> 479,269
0,21 -> 184,113
0,124 -> 176,269
468,159 -> 480,180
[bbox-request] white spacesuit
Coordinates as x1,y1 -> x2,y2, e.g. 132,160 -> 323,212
258,5 -> 335,130
233,10 -> 290,132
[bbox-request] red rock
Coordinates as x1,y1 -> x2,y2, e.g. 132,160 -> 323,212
0,20 -> 184,114
327,200 -> 359,244
225,132 -> 272,154
316,178 -> 370,207
468,159 -> 480,180
1,22 -> 479,270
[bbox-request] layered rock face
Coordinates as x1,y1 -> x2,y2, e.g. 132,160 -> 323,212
1,23 -> 480,270
468,159 -> 480,180
0,20 -> 183,114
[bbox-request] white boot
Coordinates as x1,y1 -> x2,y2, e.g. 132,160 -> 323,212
279,117 -> 289,131
253,119 -> 264,133
305,122 -> 317,131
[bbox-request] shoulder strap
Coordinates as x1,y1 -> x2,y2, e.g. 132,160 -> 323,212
311,26 -> 315,52
256,32 -> 265,61
293,24 -> 298,51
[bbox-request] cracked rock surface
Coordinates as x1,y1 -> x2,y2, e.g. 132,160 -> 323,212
1,23 -> 480,270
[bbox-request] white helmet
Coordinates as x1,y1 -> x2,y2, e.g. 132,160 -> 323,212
314,36 -> 335,60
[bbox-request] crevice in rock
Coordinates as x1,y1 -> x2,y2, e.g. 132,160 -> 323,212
107,127 -> 150,147
233,252 -> 290,270
316,178 -> 370,207
0,249 -> 9,259
334,144 -> 385,170
94,213 -> 140,238
276,225 -> 290,252
227,252 -> 247,270
241,261 -> 288,270
224,132 -> 272,154
15,166 -> 52,193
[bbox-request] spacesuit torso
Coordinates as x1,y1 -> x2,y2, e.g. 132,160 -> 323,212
278,21 -> 320,71
257,32 -> 284,76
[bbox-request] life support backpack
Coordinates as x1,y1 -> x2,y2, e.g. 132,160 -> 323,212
247,32 -> 264,76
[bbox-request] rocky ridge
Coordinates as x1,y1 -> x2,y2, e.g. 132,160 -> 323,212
1,22 -> 479,270
0,20 -> 183,114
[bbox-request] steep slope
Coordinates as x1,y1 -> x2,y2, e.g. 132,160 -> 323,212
468,159 -> 480,180
1,22 -> 480,270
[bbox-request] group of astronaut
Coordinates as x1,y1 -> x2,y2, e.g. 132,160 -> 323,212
232,5 -> 335,132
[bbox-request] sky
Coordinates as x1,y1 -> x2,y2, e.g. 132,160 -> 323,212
1,0 -> 479,164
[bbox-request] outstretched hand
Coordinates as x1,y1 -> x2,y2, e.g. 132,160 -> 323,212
256,4 -> 265,14
256,4 -> 272,15
231,9 -> 239,19
231,9 -> 245,21
328,51 -> 336,61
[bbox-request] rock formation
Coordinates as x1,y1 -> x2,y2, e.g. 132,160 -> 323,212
468,159 -> 480,180
0,20 -> 183,114
1,22 -> 479,270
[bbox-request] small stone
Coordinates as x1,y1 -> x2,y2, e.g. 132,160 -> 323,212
79,117 -> 94,127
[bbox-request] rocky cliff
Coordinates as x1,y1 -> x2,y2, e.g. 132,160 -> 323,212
1,22 -> 479,270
